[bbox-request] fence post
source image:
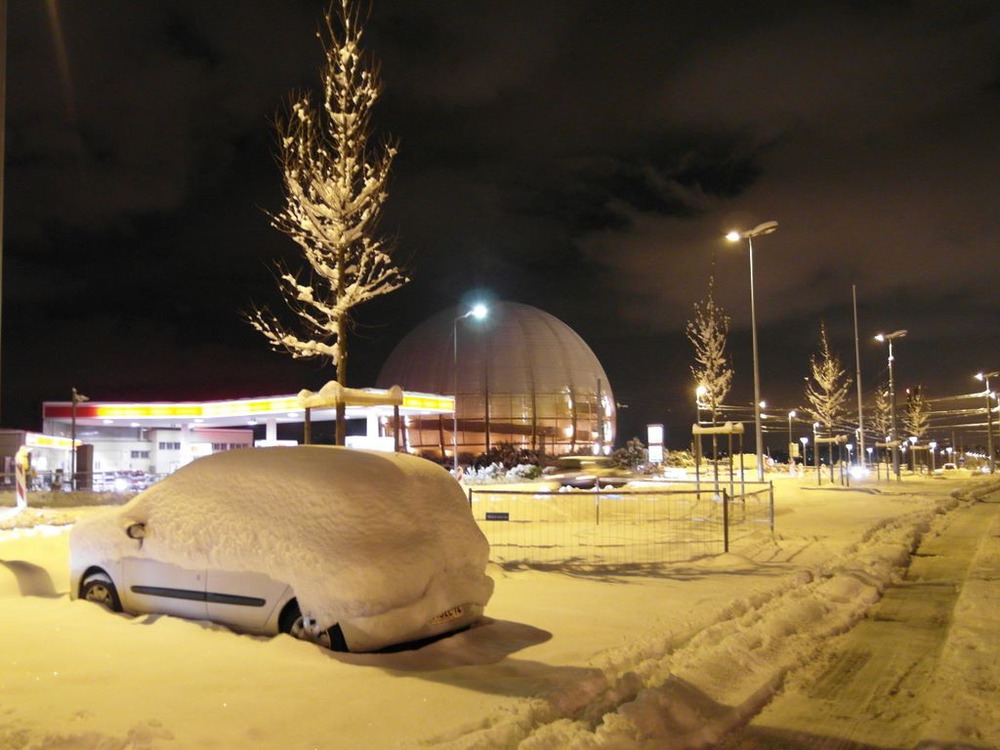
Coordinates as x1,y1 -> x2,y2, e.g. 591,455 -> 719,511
468,487 -> 473,509
769,481 -> 775,533
722,488 -> 730,553
594,487 -> 601,525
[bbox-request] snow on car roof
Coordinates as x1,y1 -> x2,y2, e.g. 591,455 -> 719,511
71,447 -> 493,630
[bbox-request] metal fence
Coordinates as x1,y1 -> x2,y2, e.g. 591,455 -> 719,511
470,481 -> 774,567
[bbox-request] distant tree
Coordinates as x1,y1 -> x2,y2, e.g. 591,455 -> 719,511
687,277 -> 733,426
904,385 -> 930,441
247,0 -> 408,444
805,323 -> 853,437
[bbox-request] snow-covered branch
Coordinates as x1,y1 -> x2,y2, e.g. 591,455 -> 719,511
247,0 -> 409,376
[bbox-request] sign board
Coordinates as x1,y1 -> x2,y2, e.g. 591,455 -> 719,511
485,511 -> 510,522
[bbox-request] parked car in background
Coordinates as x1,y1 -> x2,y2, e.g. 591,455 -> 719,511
70,446 -> 494,652
542,455 -> 632,489
934,462 -> 972,476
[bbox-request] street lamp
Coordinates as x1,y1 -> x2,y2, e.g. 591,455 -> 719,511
695,384 -> 709,425
788,410 -> 796,465
71,387 -> 89,490
875,330 -> 907,479
974,370 -> 998,474
727,220 -> 778,481
453,304 -> 488,471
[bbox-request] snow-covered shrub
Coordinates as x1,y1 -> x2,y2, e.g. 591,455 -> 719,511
613,438 -> 648,471
506,463 -> 543,481
665,450 -> 696,468
472,443 -> 541,470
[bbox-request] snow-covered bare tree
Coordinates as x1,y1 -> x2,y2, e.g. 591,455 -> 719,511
686,277 -> 733,426
247,0 -> 408,444
805,323 -> 852,436
904,385 -> 930,441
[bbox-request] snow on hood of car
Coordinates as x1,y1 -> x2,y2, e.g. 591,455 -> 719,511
70,447 -> 494,630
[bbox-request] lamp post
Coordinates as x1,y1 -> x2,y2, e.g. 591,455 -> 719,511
974,370 -> 998,474
875,330 -> 907,479
727,220 -> 778,481
453,304 -> 488,472
800,436 -> 809,468
70,387 -> 89,490
788,410 -> 796,465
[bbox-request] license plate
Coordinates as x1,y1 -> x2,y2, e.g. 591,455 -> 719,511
429,606 -> 464,625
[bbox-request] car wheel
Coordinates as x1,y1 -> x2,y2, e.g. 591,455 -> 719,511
279,600 -> 349,652
81,574 -> 123,612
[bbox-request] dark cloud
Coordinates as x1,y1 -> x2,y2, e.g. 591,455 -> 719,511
4,0 -> 999,446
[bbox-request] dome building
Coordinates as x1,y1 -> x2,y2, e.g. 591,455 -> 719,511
377,301 -> 616,461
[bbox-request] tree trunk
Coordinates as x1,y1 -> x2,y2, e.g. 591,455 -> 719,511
335,316 -> 348,446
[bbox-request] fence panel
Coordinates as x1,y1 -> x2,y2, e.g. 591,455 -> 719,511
470,482 -> 773,566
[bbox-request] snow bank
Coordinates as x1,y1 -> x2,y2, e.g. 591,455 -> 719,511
70,447 -> 494,631
439,482 -> 993,749
4,474 -> 996,749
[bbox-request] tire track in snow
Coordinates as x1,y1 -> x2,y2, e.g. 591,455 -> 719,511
423,492 -> 966,749
719,489 -> 1000,749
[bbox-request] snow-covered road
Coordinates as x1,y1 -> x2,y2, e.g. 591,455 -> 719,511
1,475 -> 997,749
721,487 -> 1000,749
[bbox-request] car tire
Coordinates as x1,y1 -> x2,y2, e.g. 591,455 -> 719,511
279,600 -> 349,652
81,574 -> 123,613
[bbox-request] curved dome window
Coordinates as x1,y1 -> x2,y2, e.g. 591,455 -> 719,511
377,302 -> 616,461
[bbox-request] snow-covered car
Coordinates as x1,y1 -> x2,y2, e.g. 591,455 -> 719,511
933,462 -> 968,476
70,446 -> 494,652
542,455 -> 632,490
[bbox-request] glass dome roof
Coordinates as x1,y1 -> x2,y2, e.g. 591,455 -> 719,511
377,301 -> 616,460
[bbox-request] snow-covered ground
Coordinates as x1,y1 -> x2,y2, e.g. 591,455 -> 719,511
1,471 -> 998,749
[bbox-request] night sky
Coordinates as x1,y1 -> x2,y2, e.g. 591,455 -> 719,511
4,1 -> 999,448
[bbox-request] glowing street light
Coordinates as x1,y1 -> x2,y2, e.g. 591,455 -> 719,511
974,370 -> 998,474
695,384 -> 709,425
453,304 -> 488,471
727,220 -> 778,481
875,330 -> 907,479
